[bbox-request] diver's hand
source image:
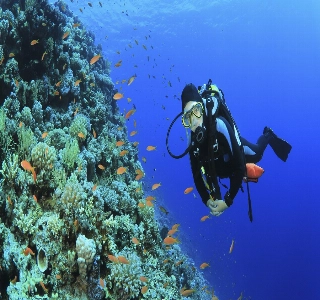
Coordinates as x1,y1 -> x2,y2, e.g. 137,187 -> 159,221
207,199 -> 229,217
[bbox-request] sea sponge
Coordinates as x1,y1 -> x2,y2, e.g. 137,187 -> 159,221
76,234 -> 96,279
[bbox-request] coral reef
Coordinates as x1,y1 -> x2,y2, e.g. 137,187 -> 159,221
0,0 -> 211,299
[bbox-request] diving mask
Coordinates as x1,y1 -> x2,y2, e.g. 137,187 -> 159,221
182,102 -> 203,128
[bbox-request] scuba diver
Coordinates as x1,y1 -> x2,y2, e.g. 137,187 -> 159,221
166,80 -> 292,220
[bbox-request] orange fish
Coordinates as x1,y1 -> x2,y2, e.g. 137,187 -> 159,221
200,215 -> 210,222
146,200 -> 153,207
130,130 -> 137,137
117,167 -> 127,175
163,236 -> 179,245
116,141 -> 125,147
135,173 -> 143,181
42,132 -> 48,139
200,262 -> 210,269
73,23 -> 80,27
117,256 -> 129,264
113,93 -> 124,100
99,278 -> 105,288
145,196 -> 155,201
98,164 -> 105,170
9,53 -> 15,57
23,247 -> 35,256
33,195 -> 38,203
119,150 -> 128,157
41,51 -> 47,61
125,109 -> 136,119
92,128 -> 97,138
30,39 -> 39,45
152,182 -> 161,190
114,60 -> 122,67
184,187 -> 193,194
90,54 -> 102,65
108,255 -> 118,263
7,195 -> 12,205
132,237 -> 140,245
53,91 -> 60,96
138,202 -> 145,208
127,74 -> 136,86
62,31 -> 70,40
133,141 -> 139,147
141,286 -> 148,294
21,160 -> 35,173
146,146 -> 156,151
229,239 -> 235,254
74,79 -> 82,86
181,289 -> 195,296
56,274 -> 62,280
167,229 -> 177,236
172,224 -> 180,230
92,184 -> 98,191
55,81 -> 62,87
140,276 -> 148,282
78,132 -> 85,139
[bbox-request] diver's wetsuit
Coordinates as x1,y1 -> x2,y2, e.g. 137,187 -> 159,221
189,116 -> 270,206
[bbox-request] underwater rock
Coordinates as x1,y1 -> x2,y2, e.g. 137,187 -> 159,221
37,247 -> 48,272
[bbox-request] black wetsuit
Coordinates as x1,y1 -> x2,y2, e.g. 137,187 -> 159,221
189,116 -> 270,207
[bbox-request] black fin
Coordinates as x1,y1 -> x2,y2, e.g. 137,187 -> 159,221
268,136 -> 292,162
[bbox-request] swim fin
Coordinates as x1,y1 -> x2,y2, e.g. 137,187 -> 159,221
263,127 -> 292,162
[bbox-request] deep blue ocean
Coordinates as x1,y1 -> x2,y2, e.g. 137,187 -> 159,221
54,1 -> 320,299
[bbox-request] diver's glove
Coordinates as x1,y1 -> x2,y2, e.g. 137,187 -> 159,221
207,199 -> 228,217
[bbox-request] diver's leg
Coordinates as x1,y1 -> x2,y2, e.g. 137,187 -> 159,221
241,136 -> 268,163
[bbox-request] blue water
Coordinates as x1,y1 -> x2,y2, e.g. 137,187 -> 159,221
59,1 -> 320,299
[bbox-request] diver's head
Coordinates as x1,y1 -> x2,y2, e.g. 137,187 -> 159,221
181,84 -> 204,132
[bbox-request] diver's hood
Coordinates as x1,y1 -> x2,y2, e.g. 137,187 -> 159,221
166,93 -> 220,159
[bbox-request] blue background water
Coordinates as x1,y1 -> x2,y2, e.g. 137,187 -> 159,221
54,0 -> 320,299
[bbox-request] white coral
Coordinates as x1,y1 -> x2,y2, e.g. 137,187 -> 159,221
76,234 -> 96,278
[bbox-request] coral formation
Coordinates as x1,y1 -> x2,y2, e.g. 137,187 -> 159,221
0,0 -> 212,299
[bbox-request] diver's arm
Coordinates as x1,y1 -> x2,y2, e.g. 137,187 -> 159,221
189,152 -> 210,206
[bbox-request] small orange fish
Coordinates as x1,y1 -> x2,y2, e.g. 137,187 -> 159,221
42,132 -> 48,139
116,141 -> 125,147
141,286 -> 148,294
229,239 -> 235,254
200,215 -> 210,222
163,236 -> 179,245
133,141 -> 139,147
127,74 -> 136,86
152,182 -> 161,190
62,31 -> 70,40
53,91 -> 60,96
108,255 -> 118,263
114,60 -> 122,67
117,166 -> 127,175
23,247 -> 35,256
92,128 -> 97,138
7,195 -> 12,205
73,23 -> 81,28
55,81 -> 62,87
98,164 -> 105,170
74,79 -> 82,86
9,52 -> 15,57
92,184 -> 98,191
167,229 -> 177,236
184,187 -> 193,194
200,262 -> 210,269
140,276 -> 148,282
146,200 -> 153,207
21,160 -> 35,173
113,93 -> 124,100
181,289 -> 195,296
130,130 -> 137,137
175,260 -> 184,266
30,39 -> 39,45
41,51 -> 47,61
146,145 -> 156,151
132,237 -> 140,245
78,132 -> 85,139
145,196 -> 155,201
40,281 -> 48,293
138,202 -> 145,208
125,109 -> 136,119
99,278 -> 105,288
117,256 -> 129,264
119,150 -> 128,157
56,274 -> 62,280
90,54 -> 102,65
172,224 -> 180,230
10,276 -> 17,284
33,195 -> 38,203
